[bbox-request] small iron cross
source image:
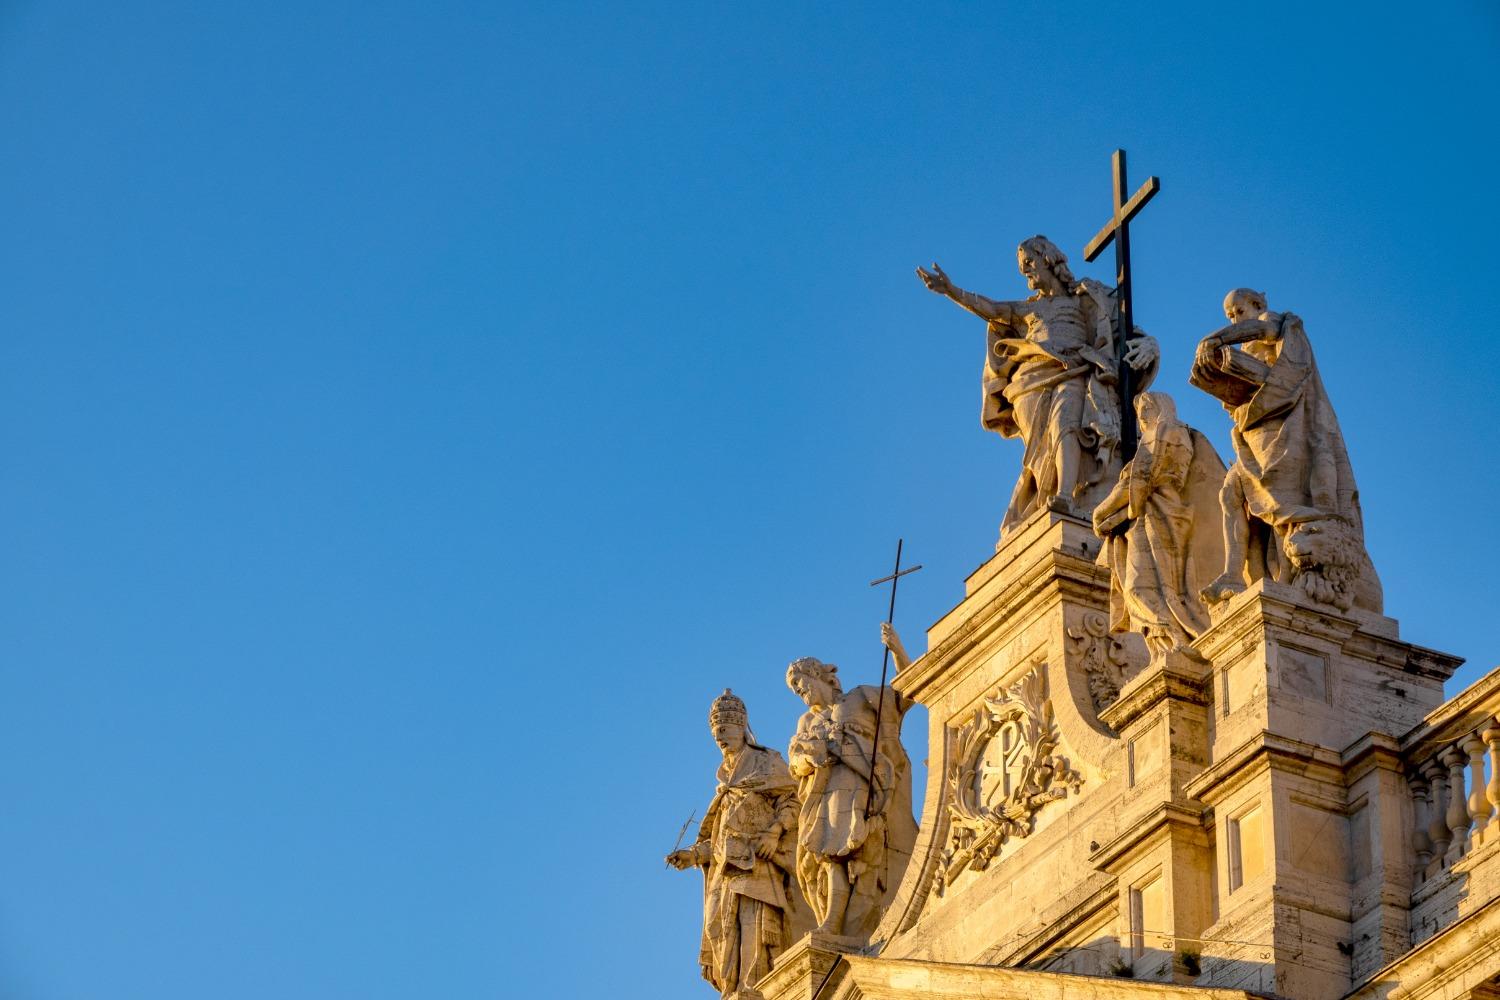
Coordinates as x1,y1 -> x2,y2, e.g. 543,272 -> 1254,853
863,539 -> 922,820
1083,149 -> 1160,461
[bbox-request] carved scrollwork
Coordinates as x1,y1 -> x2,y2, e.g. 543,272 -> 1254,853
932,663 -> 1082,895
1069,611 -> 1129,714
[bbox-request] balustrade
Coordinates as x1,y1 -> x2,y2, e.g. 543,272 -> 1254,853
1406,713 -> 1500,884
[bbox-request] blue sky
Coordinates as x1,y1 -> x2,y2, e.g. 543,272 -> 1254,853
1,3 -> 1497,998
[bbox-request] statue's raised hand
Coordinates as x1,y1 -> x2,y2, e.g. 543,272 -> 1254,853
666,849 -> 697,870
881,621 -> 912,671
916,262 -> 953,296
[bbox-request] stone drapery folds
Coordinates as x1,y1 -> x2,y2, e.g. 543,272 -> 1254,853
1190,289 -> 1382,614
667,690 -> 806,999
916,236 -> 1160,538
785,629 -> 917,941
1092,391 -> 1227,661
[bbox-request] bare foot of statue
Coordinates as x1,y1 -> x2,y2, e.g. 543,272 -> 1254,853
1146,634 -> 1175,661
1047,495 -> 1078,517
1201,575 -> 1246,606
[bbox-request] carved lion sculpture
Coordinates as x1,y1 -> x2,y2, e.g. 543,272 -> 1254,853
1282,517 -> 1379,613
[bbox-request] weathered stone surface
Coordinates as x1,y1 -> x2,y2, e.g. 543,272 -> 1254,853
839,955 -> 1263,998
669,248 -> 1500,1000
757,931 -> 862,1000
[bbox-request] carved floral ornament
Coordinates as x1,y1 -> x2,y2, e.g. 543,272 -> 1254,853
1068,610 -> 1129,715
934,663 -> 1082,895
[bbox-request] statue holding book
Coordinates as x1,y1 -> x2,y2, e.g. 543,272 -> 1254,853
1190,289 -> 1382,613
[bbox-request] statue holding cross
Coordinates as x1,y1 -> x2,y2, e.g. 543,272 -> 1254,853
916,152 -> 1164,538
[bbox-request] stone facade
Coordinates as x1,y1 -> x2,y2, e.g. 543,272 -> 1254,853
745,506 -> 1500,1000
669,223 -> 1500,999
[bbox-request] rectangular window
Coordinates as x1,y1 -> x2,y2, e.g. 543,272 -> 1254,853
1129,873 -> 1164,958
1228,804 -> 1266,892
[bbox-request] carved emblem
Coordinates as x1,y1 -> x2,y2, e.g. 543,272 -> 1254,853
1068,611 -> 1128,714
933,663 -> 1082,895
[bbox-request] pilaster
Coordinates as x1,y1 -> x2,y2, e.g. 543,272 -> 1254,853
1185,579 -> 1462,1000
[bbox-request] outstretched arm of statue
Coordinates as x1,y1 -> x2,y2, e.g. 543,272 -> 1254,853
1202,318 -> 1279,349
880,622 -> 912,673
916,262 -> 1018,324
666,839 -> 710,870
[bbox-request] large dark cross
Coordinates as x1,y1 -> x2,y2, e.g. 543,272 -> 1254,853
1083,149 -> 1160,461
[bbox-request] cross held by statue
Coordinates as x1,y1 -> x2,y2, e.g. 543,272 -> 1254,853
864,539 -> 921,820
1083,148 -> 1160,461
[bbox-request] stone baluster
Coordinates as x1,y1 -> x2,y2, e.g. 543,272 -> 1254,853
1409,773 -> 1433,877
1424,759 -> 1451,871
1484,724 -> 1500,851
1465,733 -> 1490,847
1442,746 -> 1470,866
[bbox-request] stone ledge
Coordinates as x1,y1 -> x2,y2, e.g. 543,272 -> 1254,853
1184,729 -> 1344,805
1090,801 -> 1209,871
1344,893 -> 1500,999
838,955 -> 1266,999
1099,648 -> 1212,732
759,932 -> 866,1000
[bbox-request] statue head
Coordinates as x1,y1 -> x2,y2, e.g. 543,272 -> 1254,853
1223,288 -> 1268,323
1017,235 -> 1074,294
786,656 -> 843,709
709,688 -> 749,754
1134,391 -> 1178,436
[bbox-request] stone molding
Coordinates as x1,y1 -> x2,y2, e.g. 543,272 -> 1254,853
1184,730 -> 1344,806
1088,801 -> 1209,872
834,955 -> 1262,999
1344,892 -> 1500,999
1098,648 -> 1212,733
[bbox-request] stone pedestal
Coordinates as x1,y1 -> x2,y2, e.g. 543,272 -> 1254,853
1093,649 -> 1217,983
1185,579 -> 1460,999
756,932 -> 862,1000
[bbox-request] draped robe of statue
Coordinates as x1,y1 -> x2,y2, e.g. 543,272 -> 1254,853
788,683 -> 916,940
1190,311 -> 1382,612
688,743 -> 802,996
983,279 -> 1159,532
1093,394 -> 1227,655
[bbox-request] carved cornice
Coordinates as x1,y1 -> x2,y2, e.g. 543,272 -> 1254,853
1088,800 -> 1209,871
1097,648 -> 1212,732
976,871 -> 1118,967
1341,731 -> 1405,784
1401,662 -> 1500,760
896,525 -> 1110,706
1196,580 -> 1461,684
1344,892 -> 1500,999
1184,729 -> 1345,805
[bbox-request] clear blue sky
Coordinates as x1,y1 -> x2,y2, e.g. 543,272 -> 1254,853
1,3 -> 1497,998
